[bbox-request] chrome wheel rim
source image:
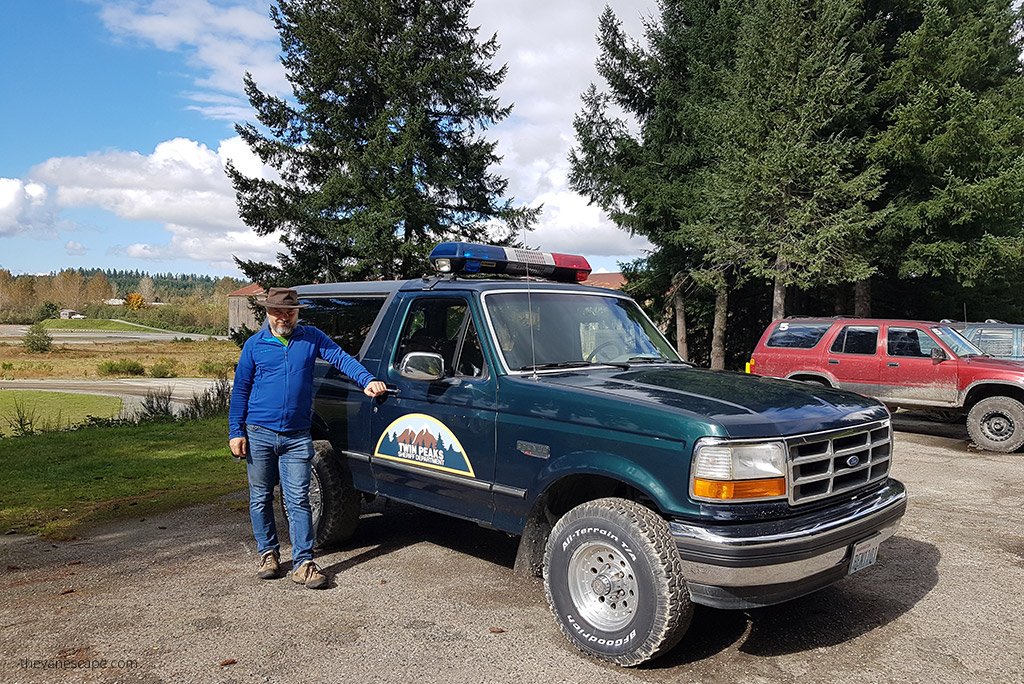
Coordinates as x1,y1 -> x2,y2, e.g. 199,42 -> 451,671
567,541 -> 638,632
308,470 -> 323,531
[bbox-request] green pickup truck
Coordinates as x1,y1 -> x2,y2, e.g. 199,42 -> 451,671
290,242 -> 907,666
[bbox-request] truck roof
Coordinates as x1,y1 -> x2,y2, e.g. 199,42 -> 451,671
295,276 -> 625,297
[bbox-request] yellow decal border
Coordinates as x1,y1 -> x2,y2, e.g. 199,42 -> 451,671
373,413 -> 475,478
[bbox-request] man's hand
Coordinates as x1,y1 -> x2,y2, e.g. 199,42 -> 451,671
363,380 -> 388,397
229,437 -> 247,459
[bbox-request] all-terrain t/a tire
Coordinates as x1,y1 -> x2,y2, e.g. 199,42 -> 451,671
543,498 -> 693,667
967,396 -> 1024,453
280,440 -> 361,549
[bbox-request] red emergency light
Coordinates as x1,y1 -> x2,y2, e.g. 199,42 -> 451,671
429,242 -> 592,283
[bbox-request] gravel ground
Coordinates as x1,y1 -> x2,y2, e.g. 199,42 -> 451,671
1,417 -> 1022,684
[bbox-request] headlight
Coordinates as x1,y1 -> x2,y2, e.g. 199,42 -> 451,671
691,439 -> 787,502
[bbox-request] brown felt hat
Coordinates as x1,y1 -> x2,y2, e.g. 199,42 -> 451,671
257,287 -> 308,309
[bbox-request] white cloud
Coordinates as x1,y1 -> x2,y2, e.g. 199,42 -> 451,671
0,178 -> 62,236
29,136 -> 278,271
65,241 -> 87,256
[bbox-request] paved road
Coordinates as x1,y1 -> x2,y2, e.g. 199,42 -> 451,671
0,378 -> 223,410
0,421 -> 1021,682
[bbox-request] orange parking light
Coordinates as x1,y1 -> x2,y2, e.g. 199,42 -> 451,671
693,477 -> 786,500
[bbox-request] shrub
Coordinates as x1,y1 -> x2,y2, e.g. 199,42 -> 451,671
35,302 -> 59,322
197,360 -> 235,379
97,359 -> 146,376
150,358 -> 178,378
22,323 -> 53,353
135,387 -> 175,420
180,379 -> 232,420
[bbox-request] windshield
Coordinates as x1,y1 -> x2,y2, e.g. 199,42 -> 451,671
483,291 -> 682,371
932,326 -> 987,357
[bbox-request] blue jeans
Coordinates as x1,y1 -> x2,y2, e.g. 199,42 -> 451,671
245,424 -> 315,565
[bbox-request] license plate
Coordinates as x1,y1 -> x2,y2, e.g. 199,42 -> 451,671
848,535 -> 881,575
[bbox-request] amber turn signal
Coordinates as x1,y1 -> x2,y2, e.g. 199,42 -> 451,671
693,477 -> 786,500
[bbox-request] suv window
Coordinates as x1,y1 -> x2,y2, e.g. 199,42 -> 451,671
766,322 -> 833,349
887,327 -> 941,358
300,297 -> 387,355
969,328 -> 1014,356
829,325 -> 878,355
395,298 -> 485,378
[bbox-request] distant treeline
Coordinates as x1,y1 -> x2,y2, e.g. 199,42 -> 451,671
72,269 -> 234,299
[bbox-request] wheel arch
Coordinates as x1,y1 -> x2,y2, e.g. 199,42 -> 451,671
785,372 -> 835,387
962,381 -> 1024,411
513,453 -> 681,578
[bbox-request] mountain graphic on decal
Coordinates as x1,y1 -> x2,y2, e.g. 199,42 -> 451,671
388,423 -> 460,453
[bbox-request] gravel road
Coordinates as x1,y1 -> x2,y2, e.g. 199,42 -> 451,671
1,418 -> 1021,683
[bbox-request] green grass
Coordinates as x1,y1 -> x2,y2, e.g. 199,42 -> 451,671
0,416 -> 245,538
0,391 -> 123,437
40,318 -> 155,332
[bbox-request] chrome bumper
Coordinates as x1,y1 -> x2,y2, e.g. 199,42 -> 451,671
669,480 -> 907,609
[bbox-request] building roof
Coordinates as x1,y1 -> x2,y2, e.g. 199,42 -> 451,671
228,283 -> 266,297
582,273 -> 626,290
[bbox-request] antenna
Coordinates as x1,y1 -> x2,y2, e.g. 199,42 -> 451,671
963,303 -> 967,325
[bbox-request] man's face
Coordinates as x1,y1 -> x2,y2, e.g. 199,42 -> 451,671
267,307 -> 299,337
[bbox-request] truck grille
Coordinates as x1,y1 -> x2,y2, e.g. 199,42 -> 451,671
786,419 -> 892,505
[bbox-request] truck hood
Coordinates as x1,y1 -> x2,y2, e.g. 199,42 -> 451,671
961,355 -> 1024,372
526,365 -> 889,440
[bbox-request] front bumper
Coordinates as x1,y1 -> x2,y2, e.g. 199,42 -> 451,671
669,479 -> 907,609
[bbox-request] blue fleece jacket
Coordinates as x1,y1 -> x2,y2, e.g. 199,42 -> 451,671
229,325 -> 376,438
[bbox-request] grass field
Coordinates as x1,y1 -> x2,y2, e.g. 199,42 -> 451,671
39,318 -> 161,332
0,338 -> 240,379
0,416 -> 244,538
0,391 -> 123,437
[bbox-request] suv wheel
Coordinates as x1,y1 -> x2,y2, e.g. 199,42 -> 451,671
967,396 -> 1024,453
280,440 -> 361,549
543,498 -> 692,666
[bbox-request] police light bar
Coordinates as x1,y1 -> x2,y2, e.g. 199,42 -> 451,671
429,242 -> 592,283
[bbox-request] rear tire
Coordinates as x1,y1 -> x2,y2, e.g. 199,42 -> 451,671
280,440 -> 361,549
543,498 -> 692,666
967,396 -> 1024,453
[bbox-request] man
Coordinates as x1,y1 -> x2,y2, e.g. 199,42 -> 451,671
229,287 -> 387,589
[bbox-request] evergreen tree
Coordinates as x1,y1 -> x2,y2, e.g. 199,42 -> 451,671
228,0 -> 538,286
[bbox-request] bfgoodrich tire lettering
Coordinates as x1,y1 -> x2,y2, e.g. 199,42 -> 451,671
543,498 -> 692,666
967,396 -> 1024,453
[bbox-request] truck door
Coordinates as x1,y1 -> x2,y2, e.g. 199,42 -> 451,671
370,294 -> 496,524
825,324 -> 880,395
878,325 -> 959,406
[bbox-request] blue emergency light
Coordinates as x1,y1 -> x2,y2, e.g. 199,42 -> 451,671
429,242 -> 592,283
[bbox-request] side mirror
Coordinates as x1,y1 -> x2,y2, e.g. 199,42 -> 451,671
399,351 -> 445,381
931,347 -> 947,362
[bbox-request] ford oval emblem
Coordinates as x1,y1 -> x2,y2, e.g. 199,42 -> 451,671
846,455 -> 861,467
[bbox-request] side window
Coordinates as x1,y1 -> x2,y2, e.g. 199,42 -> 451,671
766,322 -> 833,349
829,325 -> 879,355
395,298 -> 485,378
971,328 -> 1014,356
299,297 -> 387,355
887,327 -> 940,358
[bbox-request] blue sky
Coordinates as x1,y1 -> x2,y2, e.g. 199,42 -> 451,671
0,0 -> 655,279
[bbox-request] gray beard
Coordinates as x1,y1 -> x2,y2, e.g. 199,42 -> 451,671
271,322 -> 295,337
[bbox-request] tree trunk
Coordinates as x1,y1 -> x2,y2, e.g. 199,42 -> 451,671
711,287 -> 728,370
674,287 -> 689,361
772,276 -> 786,320
854,279 -> 871,317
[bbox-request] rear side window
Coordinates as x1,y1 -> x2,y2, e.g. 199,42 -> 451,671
830,326 -> 879,355
969,328 -> 1014,357
766,322 -> 833,349
300,297 -> 387,355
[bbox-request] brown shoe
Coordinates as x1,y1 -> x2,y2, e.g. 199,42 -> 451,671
257,550 -> 281,579
291,560 -> 328,589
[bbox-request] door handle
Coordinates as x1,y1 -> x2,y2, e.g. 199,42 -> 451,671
827,359 -> 839,365
887,362 -> 899,367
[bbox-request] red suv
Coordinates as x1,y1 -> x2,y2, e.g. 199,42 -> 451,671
748,317 -> 1024,452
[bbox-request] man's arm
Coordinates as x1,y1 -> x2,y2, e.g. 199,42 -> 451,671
228,340 -> 256,443
313,328 -> 387,396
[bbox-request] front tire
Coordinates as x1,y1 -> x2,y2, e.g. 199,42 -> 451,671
967,396 -> 1024,453
543,498 -> 692,666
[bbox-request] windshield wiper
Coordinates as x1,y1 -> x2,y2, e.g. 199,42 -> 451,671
518,361 -> 629,371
